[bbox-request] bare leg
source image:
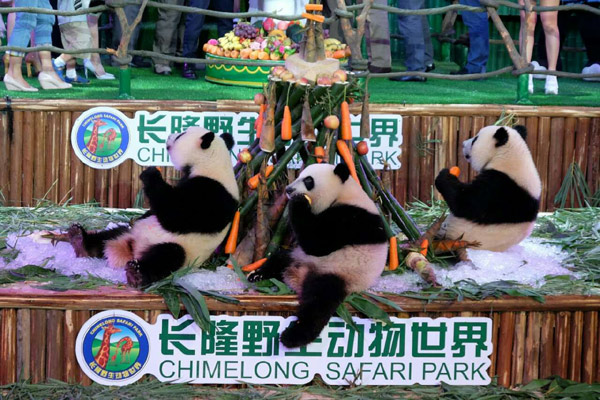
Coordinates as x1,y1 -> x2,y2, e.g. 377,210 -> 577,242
540,0 -> 559,94
7,55 -> 33,88
39,51 -> 65,82
86,14 -> 107,76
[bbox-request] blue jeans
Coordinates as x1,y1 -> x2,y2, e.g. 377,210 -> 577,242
7,0 -> 54,56
459,0 -> 489,73
396,0 -> 430,72
182,0 -> 233,58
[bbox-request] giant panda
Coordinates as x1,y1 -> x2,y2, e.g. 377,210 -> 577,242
248,163 -> 388,348
434,125 -> 541,252
67,127 -> 239,287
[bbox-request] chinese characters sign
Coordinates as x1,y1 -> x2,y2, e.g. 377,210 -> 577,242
76,310 -> 492,386
71,107 -> 402,170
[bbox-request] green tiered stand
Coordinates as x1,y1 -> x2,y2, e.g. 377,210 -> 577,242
205,54 -> 284,88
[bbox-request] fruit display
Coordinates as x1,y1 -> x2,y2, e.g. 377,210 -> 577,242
324,38 -> 352,59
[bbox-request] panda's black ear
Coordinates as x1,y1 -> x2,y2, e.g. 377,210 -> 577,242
514,125 -> 527,140
200,131 -> 215,149
334,163 -> 350,183
220,133 -> 235,150
493,127 -> 509,147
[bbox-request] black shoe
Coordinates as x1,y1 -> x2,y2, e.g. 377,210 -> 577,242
426,63 -> 435,72
390,75 -> 427,82
450,67 -> 470,75
182,63 -> 197,80
130,56 -> 151,68
369,66 -> 392,73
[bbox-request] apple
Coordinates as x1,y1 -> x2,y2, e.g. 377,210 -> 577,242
254,93 -> 265,105
238,149 -> 252,164
263,18 -> 275,31
357,141 -> 369,156
333,69 -> 347,82
324,115 -> 340,130
280,71 -> 295,81
271,66 -> 286,77
317,76 -> 332,86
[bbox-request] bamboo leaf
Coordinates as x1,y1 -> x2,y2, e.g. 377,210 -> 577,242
345,293 -> 391,324
336,303 -> 358,332
199,290 -> 240,305
179,293 -> 210,332
364,292 -> 404,312
161,289 -> 181,318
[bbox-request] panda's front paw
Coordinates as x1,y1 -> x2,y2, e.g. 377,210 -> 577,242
140,167 -> 162,184
280,321 -> 320,348
288,193 -> 312,213
125,259 -> 144,288
435,168 -> 455,191
246,270 -> 264,283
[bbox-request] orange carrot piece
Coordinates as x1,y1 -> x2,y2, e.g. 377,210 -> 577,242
449,166 -> 460,177
282,105 -> 292,141
302,12 -> 325,23
242,258 -> 268,272
247,165 -> 275,189
420,239 -> 429,257
336,140 -> 359,184
305,4 -> 323,11
432,239 -> 479,253
224,211 -> 241,254
255,104 -> 266,138
340,101 -> 352,140
314,146 -> 325,163
389,237 -> 399,271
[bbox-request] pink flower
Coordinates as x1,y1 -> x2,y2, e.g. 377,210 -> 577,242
279,45 -> 285,54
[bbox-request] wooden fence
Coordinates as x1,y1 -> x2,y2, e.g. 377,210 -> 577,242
0,291 -> 599,387
0,100 -> 598,211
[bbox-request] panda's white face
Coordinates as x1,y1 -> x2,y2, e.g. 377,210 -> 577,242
286,164 -> 344,214
167,127 -> 233,173
463,125 -> 529,172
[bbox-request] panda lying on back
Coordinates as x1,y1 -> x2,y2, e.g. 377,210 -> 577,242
67,127 -> 239,287
249,163 -> 388,348
435,125 -> 541,252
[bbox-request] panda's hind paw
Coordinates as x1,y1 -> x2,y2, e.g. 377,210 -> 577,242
67,224 -> 88,258
247,270 -> 264,283
280,321 -> 319,349
126,259 -> 144,288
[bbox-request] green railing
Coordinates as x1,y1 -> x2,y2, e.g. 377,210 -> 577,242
1,0 -> 599,102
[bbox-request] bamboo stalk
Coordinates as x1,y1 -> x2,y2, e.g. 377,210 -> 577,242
30,309 -> 46,383
0,309 -> 17,384
46,310 -> 64,380
496,312 -> 515,387
16,309 -> 30,382
581,311 -> 598,383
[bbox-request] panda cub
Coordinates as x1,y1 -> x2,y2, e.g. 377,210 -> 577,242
68,127 -> 239,287
435,125 -> 541,252
249,163 -> 388,348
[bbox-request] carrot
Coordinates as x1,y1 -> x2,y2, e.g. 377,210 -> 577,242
336,140 -> 359,184
420,239 -> 429,257
314,146 -> 325,163
340,101 -> 352,140
432,239 -> 480,253
255,104 -> 266,138
247,165 -> 274,189
242,258 -> 267,272
282,105 -> 292,141
332,49 -> 345,59
224,211 -> 241,254
389,237 -> 399,271
449,166 -> 460,177
302,12 -> 325,23
305,4 -> 323,11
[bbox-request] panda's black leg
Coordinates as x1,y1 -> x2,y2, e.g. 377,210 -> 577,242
247,249 -> 292,283
68,224 -> 129,258
125,242 -> 186,288
434,168 -> 462,208
280,272 -> 347,348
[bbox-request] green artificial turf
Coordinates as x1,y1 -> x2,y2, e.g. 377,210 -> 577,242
1,62 -> 599,106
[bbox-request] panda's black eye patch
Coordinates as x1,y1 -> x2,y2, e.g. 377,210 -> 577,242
303,176 -> 315,191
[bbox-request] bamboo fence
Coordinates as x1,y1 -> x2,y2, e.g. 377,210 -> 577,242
0,290 -> 598,386
0,100 -> 598,211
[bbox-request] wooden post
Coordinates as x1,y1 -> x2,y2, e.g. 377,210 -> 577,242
336,0 -> 372,70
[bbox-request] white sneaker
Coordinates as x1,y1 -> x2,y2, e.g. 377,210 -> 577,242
583,63 -> 600,82
528,74 -> 534,94
531,61 -> 547,79
545,75 -> 558,95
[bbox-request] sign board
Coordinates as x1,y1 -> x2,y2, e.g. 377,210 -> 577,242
71,107 -> 402,170
76,310 -> 492,387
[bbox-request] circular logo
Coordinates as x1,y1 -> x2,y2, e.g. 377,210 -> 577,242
76,310 -> 149,386
71,107 -> 130,169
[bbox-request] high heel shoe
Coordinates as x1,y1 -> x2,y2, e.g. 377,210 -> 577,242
545,75 -> 558,95
83,59 -> 115,80
3,74 -> 39,92
38,72 -> 72,90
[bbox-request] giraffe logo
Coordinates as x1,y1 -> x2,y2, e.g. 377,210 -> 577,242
76,310 -> 149,386
71,107 -> 131,169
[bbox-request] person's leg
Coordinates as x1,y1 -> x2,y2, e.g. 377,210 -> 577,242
86,14 -> 111,77
366,0 -> 392,72
182,0 -> 209,78
539,0 -> 559,93
211,0 -> 233,38
152,0 -> 183,72
518,0 -> 536,63
423,15 -> 434,68
6,0 -> 37,88
459,0 -> 489,73
396,0 -> 426,73
577,7 -> 600,66
34,0 -> 70,87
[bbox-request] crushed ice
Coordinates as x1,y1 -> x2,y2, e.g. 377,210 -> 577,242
1,230 -> 574,294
